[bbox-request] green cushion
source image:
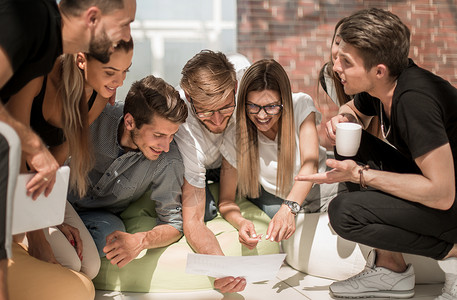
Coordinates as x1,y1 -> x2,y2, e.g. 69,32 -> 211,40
93,184 -> 280,292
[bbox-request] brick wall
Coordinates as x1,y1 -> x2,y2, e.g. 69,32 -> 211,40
237,0 -> 457,148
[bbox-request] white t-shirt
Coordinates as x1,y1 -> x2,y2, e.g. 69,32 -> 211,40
174,53 -> 251,189
226,92 -> 339,212
256,92 -> 327,195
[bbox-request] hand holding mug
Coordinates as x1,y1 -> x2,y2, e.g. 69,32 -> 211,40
335,122 -> 362,157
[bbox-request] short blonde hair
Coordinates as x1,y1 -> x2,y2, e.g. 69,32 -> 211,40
180,50 -> 236,109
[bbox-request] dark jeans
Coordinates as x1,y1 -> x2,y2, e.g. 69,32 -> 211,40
329,131 -> 457,260
248,185 -> 284,219
0,134 -> 8,260
204,168 -> 219,222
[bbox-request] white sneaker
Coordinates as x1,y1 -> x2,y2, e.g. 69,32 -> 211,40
329,250 -> 415,298
435,258 -> 457,300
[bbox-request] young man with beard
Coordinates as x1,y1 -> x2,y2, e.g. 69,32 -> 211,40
0,0 -> 136,197
0,0 -> 135,298
297,8 -> 457,300
174,50 -> 251,293
68,75 -> 188,268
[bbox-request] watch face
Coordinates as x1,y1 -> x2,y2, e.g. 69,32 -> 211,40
291,202 -> 300,212
285,200 -> 300,213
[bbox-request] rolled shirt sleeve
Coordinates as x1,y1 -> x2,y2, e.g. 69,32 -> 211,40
149,158 -> 185,232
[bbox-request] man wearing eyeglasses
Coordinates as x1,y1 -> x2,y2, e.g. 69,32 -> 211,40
174,50 -> 250,293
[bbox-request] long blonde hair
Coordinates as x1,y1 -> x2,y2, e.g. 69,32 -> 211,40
59,40 -> 134,197
236,59 -> 295,198
59,54 -> 94,197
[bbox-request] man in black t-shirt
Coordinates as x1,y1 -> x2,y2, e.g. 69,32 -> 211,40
297,8 -> 457,300
0,0 -> 136,298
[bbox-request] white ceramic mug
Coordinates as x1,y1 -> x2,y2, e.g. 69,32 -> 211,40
336,122 -> 362,157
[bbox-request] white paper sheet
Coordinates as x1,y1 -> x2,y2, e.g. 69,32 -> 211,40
185,253 -> 286,282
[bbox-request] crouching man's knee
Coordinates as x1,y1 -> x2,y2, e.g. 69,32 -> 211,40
328,193 -> 365,241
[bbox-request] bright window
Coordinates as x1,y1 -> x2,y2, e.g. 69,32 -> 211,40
117,0 -> 237,101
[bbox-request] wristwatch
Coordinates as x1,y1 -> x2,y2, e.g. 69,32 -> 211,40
283,200 -> 300,216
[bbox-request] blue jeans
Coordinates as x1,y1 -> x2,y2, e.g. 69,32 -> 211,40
248,186 -> 283,219
78,210 -> 125,257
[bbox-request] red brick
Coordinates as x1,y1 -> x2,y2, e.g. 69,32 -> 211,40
237,0 -> 457,142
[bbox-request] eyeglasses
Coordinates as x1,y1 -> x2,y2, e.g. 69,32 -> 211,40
246,103 -> 283,115
190,92 -> 236,119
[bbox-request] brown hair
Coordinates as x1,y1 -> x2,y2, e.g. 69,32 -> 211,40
317,16 -> 383,138
318,17 -> 351,107
339,8 -> 411,79
124,75 -> 188,128
59,0 -> 124,17
180,50 -> 236,109
85,38 -> 133,62
236,59 -> 295,198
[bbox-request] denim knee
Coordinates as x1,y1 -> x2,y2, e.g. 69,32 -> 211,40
78,211 -> 125,257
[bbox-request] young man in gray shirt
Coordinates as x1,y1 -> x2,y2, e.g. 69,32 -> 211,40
69,75 -> 188,268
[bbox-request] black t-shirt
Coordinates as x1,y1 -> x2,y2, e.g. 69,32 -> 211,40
30,76 -> 98,147
0,0 -> 62,101
355,59 -> 457,181
30,76 -> 64,147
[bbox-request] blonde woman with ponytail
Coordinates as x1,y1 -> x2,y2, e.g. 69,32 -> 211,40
219,59 -> 342,250
6,39 -> 133,279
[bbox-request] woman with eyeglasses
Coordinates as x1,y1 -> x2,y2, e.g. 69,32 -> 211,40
218,59 -> 341,249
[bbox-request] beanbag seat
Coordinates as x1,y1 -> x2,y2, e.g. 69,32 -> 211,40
282,212 -> 445,284
8,243 -> 95,300
93,184 -> 280,292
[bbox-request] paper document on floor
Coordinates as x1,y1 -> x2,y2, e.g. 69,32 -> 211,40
185,253 -> 286,282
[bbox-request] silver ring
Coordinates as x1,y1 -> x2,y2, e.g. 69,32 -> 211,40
43,177 -> 49,182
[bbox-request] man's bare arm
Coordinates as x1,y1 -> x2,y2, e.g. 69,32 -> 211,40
297,144 -> 455,210
182,179 -> 223,255
362,143 -> 455,210
182,178 -> 247,293
104,225 -> 182,268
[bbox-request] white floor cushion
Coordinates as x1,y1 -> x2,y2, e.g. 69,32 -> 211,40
282,212 -> 444,284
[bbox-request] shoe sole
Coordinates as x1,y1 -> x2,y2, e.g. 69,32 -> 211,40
330,289 -> 415,299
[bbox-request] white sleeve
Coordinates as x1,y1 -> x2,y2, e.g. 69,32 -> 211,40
174,123 -> 207,189
293,92 -> 321,128
220,120 -> 237,168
